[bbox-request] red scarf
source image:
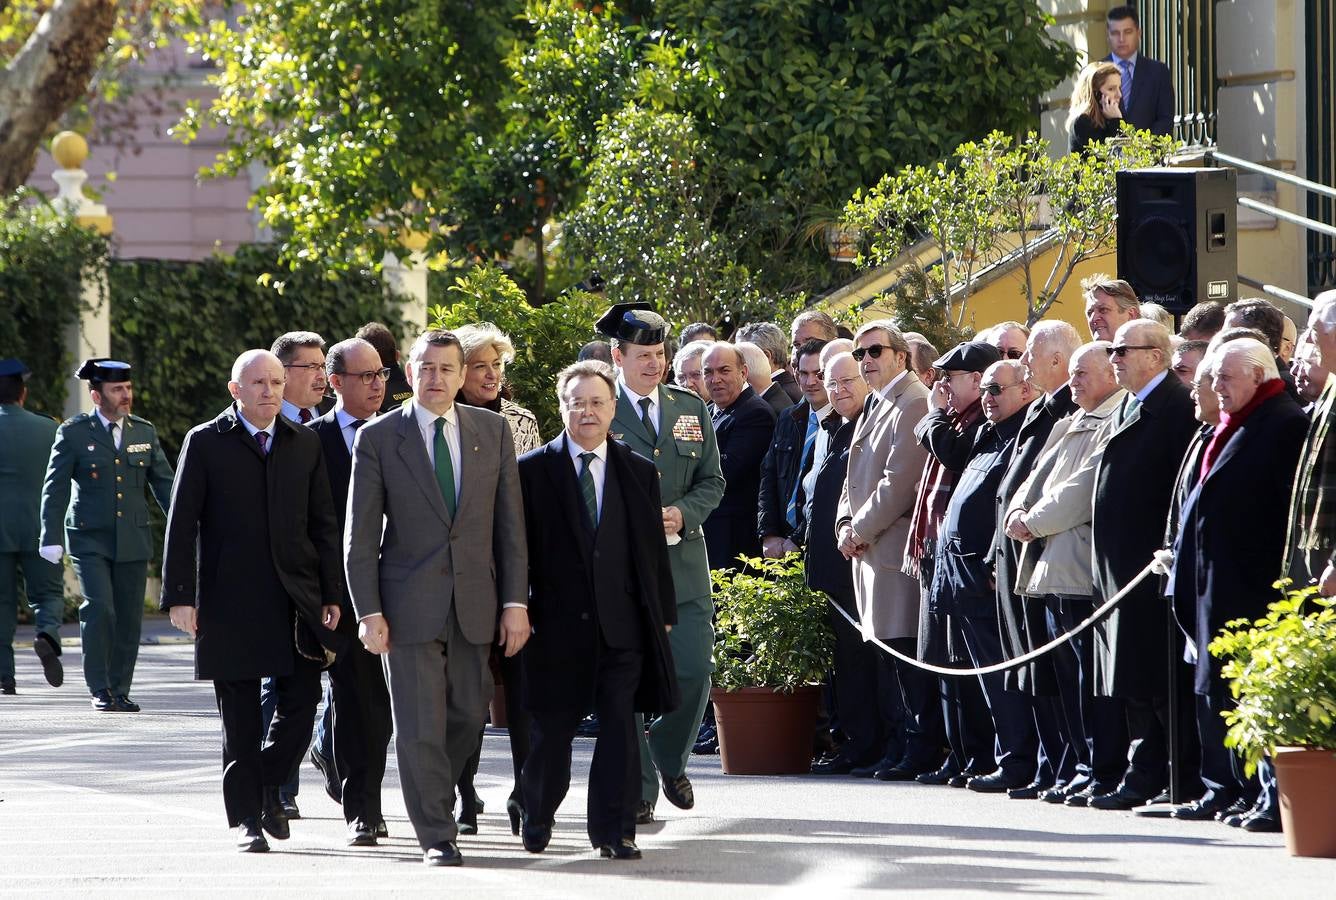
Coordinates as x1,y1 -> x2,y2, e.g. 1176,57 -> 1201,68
1199,378 -> 1285,482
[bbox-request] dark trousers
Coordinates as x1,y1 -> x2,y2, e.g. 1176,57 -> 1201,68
887,636 -> 945,769
458,646 -> 531,807
940,614 -> 994,776
522,644 -> 643,847
958,612 -> 1038,780
70,555 -> 146,696
1045,596 -> 1090,782
259,675 -> 307,798
1124,641 -> 1201,797
1061,595 -> 1130,788
1195,683 -> 1252,801
213,654 -> 323,826
331,640 -> 393,824
827,591 -> 884,765
0,550 -> 65,678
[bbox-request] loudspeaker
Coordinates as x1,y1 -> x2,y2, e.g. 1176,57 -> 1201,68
1116,167 -> 1237,315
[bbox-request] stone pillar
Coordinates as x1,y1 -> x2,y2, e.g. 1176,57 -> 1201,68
382,248 -> 429,345
49,131 -> 114,420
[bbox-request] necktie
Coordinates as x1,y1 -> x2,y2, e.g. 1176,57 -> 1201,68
350,419 -> 365,431
434,417 -> 457,517
1123,393 -> 1140,424
638,396 -> 658,444
786,411 -> 820,529
107,420 -> 119,450
578,451 -> 599,527
1118,58 -> 1133,109
299,408 -> 313,424
255,431 -> 269,455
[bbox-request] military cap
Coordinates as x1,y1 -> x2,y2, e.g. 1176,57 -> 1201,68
75,358 -> 133,383
0,358 -> 31,380
595,302 -> 669,345
932,341 -> 1002,374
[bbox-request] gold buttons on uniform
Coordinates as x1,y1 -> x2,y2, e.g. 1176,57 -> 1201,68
117,511 -> 122,517
654,448 -> 661,457
116,476 -> 123,482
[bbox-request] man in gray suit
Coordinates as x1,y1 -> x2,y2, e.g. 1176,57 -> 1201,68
344,329 -> 529,867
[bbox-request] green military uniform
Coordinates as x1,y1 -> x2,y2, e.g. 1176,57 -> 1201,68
612,377 -> 725,806
0,381 -> 64,687
40,369 -> 174,701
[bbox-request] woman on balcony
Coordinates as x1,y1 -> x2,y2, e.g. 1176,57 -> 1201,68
1068,62 -> 1124,155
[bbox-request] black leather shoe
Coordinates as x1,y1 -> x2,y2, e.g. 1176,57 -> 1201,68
810,755 -> 856,775
1090,785 -> 1159,811
1,676 -> 14,695
113,695 -> 141,712
661,773 -> 694,810
1008,780 -> 1053,800
948,769 -> 987,788
916,763 -> 960,786
967,770 -> 1032,794
507,798 -> 523,836
1215,798 -> 1252,822
1172,793 -> 1239,821
90,689 -> 115,712
374,819 -> 389,839
261,789 -> 291,840
424,841 -> 463,866
1241,812 -> 1281,833
34,633 -> 63,687
310,746 -> 342,803
875,765 -> 918,782
692,728 -> 718,755
236,818 -> 269,853
598,838 -> 642,860
576,715 -> 601,737
280,796 -> 301,820
521,816 -> 552,853
458,793 -> 480,835
1041,777 -> 1088,804
635,800 -> 655,824
347,819 -> 377,846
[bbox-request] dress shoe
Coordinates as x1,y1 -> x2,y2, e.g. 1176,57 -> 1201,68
424,841 -> 464,866
521,816 -> 552,853
598,838 -> 642,860
1172,793 -> 1238,821
635,800 -> 655,824
1090,785 -> 1159,811
34,633 -> 63,687
1216,798 -> 1253,824
1064,782 -> 1114,808
235,818 -> 270,853
113,695 -> 140,712
375,819 -> 389,839
1241,812 -> 1281,833
810,754 -> 857,776
576,714 -> 601,737
310,746 -> 342,803
875,765 -> 921,782
261,789 -> 291,840
967,770 -> 1031,794
90,689 -> 115,712
661,773 -> 694,809
1008,779 -> 1053,800
692,727 -> 718,755
507,798 -> 523,836
916,763 -> 960,786
947,769 -> 986,789
347,818 -> 377,846
280,795 -> 301,820
458,793 -> 480,835
1,676 -> 14,695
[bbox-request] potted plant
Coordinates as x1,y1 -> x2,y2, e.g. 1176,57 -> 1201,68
1209,584 -> 1336,858
709,553 -> 835,775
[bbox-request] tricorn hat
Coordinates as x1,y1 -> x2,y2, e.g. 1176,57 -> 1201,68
594,302 -> 668,346
75,358 -> 133,383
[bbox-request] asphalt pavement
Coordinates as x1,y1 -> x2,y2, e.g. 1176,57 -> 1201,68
2,620 -> 1332,897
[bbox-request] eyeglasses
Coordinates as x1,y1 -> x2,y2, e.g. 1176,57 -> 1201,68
1107,345 -> 1158,357
1001,348 -> 1024,360
823,376 -> 862,393
337,367 -> 391,386
980,381 -> 1020,396
284,362 -> 324,372
851,344 -> 887,361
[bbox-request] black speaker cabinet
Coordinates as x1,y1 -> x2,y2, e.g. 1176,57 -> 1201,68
1116,167 -> 1237,315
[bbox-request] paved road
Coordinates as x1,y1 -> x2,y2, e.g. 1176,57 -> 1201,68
2,628 -> 1332,897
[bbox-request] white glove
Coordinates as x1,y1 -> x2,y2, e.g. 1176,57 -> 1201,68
1149,548 -> 1174,576
39,545 -> 64,565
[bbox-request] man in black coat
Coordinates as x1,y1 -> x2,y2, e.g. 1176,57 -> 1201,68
162,349 -> 344,853
701,342 -> 777,571
993,322 -> 1080,798
517,361 -> 679,861
758,339 -> 833,558
308,338 -> 393,845
1169,340 -> 1308,820
1086,321 -> 1200,811
1106,5 -> 1174,136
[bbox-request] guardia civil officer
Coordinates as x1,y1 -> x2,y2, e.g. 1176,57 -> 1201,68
39,359 -> 174,711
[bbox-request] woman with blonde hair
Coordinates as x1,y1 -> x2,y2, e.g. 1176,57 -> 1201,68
1067,61 -> 1124,154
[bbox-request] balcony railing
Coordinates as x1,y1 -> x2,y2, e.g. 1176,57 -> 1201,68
1138,0 -> 1218,147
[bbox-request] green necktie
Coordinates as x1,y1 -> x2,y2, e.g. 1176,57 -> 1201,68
579,451 -> 599,527
434,417 -> 457,518
638,396 -> 658,444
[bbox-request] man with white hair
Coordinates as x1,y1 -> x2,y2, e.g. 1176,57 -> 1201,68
162,349 -> 345,853
1167,339 -> 1307,822
1082,320 -> 1199,811
989,320 -> 1081,798
672,340 -> 711,401
737,340 -> 793,414
737,321 -> 802,404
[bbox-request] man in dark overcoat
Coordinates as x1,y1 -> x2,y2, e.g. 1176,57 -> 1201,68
162,349 -> 344,853
517,360 -> 679,861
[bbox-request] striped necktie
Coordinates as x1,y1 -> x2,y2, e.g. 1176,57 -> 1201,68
786,410 -> 820,529
579,452 -> 599,527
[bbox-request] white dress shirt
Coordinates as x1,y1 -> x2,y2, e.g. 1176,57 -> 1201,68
800,403 -> 837,506
413,401 -> 462,501
567,436 -> 608,521
335,407 -> 371,455
94,409 -> 124,450
618,377 -> 661,436
236,411 -> 277,446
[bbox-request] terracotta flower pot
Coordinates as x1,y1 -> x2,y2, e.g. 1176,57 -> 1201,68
711,685 -> 820,775
1274,746 -> 1336,858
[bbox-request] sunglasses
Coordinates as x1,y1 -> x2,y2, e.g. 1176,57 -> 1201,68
1106,344 -> 1158,357
980,381 -> 1020,396
852,344 -> 888,361
1001,348 -> 1024,360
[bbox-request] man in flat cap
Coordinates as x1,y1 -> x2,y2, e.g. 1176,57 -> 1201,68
597,302 -> 725,824
39,358 -> 175,711
0,359 -> 63,694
